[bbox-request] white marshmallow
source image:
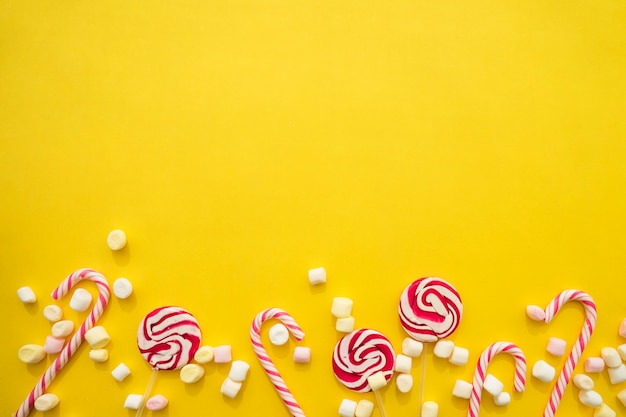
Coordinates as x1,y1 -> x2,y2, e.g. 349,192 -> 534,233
85,326 -> 110,348
146,395 -> 168,411
69,288 -> 92,312
526,305 -> 546,321
573,374 -> 594,390
433,340 -> 455,359
546,337 -> 567,356
123,394 -> 143,410
452,380 -> 473,399
422,401 -> 439,417
180,364 -> 205,383
367,371 -> 387,391
269,323 -> 290,346
220,377 -> 242,399
594,403 -> 616,417
355,400 -> 374,417
308,267 -> 326,285
532,360 -> 556,383
395,354 -> 412,373
483,374 -> 504,396
449,346 -> 469,366
585,357 -> 605,373
43,336 -> 65,354
17,286 -> 36,304
43,305 -> 63,322
618,388 -> 626,407
112,363 -> 131,381
228,360 -> 250,382
18,344 -> 46,364
336,316 -> 355,333
89,349 -> 109,362
608,364 -> 626,384
617,344 -> 626,361
601,347 -> 622,368
494,392 -> 511,406
34,393 -> 59,411
578,390 -> 603,407
107,229 -> 127,250
51,320 -> 74,337
113,278 -> 133,299
396,373 -> 413,393
620,318 -> 626,338
213,345 -> 232,363
338,399 -> 357,417
331,297 -> 354,318
402,338 -> 423,357
294,346 -> 311,363
194,345 -> 214,363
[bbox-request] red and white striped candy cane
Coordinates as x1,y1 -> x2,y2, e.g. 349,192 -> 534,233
251,308 -> 306,417
14,268 -> 110,417
468,341 -> 526,417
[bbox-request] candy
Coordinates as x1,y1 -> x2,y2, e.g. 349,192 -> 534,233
494,392 -> 511,406
294,346 -> 311,363
526,305 -> 546,321
69,288 -> 92,312
422,401 -> 439,417
619,318 -> 626,338
213,345 -> 232,363
124,394 -> 143,410
339,399 -> 357,417
394,354 -> 412,373
228,360 -> 250,382
51,320 -> 74,337
618,388 -> 626,406
336,317 -> 356,333
332,297 -> 354,318
145,395 -> 168,411
43,336 -> 65,354
396,373 -> 413,393
112,363 -> 131,381
107,229 -> 127,250
221,377 -> 242,399
594,403 -> 616,417
401,338 -> 423,357
449,346 -> 470,366
194,346 -> 214,363
34,394 -> 59,412
585,357 -> 605,373
532,360 -> 556,383
483,374 -> 504,396
269,323 -> 290,345
18,345 -> 46,364
578,390 -> 602,407
617,344 -> 626,361
601,347 -> 622,368
608,364 -> 626,384
546,337 -> 567,356
180,364 -> 204,383
433,340 -> 455,359
89,349 -> 108,362
113,278 -> 133,299
17,287 -> 36,304
308,267 -> 326,285
367,371 -> 388,391
85,325 -> 110,348
572,374 -> 594,390
355,400 -> 374,417
453,380 -> 473,399
332,328 -> 396,393
42,305 -> 63,322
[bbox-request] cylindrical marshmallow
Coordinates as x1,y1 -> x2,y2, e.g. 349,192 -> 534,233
194,345 -> 214,363
546,337 -> 567,356
396,373 -> 413,393
618,388 -> 626,407
608,364 -> 626,384
355,400 -> 374,417
124,394 -> 143,410
483,374 -> 504,396
395,354 -> 412,373
308,267 -> 326,285
180,364 -> 205,383
213,345 -> 232,363
402,338 -> 423,357
51,320 -> 74,337
593,403 -> 616,417
452,379 -> 473,399
107,229 -> 127,250
294,346 -> 311,363
526,305 -> 546,321
336,316 -> 355,333
449,346 -> 469,366
113,277 -> 133,299
339,399 -> 358,417
112,363 -> 131,381
620,318 -> 626,338
422,401 -> 439,417
34,393 -> 59,411
84,325 -> 110,348
601,347 -> 622,368
269,323 -> 290,346
433,340 -> 455,359
585,357 -> 605,373
532,360 -> 556,383
146,394 -> 168,411
89,348 -> 109,362
69,288 -> 92,312
221,377 -> 242,399
43,336 -> 65,354
17,286 -> 37,304
18,344 -> 46,364
331,297 -> 354,318
494,392 -> 511,406
367,371 -> 387,391
43,305 -> 63,322
578,390 -> 603,407
228,360 -> 250,382
617,344 -> 626,361
573,374 -> 594,390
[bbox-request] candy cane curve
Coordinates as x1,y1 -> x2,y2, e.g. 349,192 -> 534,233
14,268 -> 110,417
251,308 -> 306,417
468,341 -> 526,417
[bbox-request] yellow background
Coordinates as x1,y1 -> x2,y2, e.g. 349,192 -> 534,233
2,1 -> 626,416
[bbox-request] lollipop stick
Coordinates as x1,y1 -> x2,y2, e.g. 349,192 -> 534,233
373,389 -> 388,417
418,344 -> 428,417
135,369 -> 158,417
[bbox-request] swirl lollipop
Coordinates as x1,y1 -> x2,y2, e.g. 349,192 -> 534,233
135,306 -> 202,417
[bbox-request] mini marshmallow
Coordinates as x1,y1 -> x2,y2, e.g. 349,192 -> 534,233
269,323 -> 290,346
532,360 -> 556,383
69,288 -> 92,312
608,364 -> 626,384
107,229 -> 127,250
294,346 -> 311,363
546,337 -> 567,357
395,354 -> 412,373
422,401 -> 439,417
585,357 -> 605,373
180,364 -> 204,383
578,390 -> 603,408
339,399 -> 358,417
112,363 -> 131,381
601,347 -> 622,368
89,349 -> 109,362
433,340 -> 455,359
308,267 -> 326,285
526,305 -> 546,321
85,325 -> 110,348
617,344 -> 626,361
617,388 -> 626,407
18,344 -> 46,364
336,316 -> 355,333
331,297 -> 354,318
43,305 -> 63,322
123,394 -> 143,410
355,400 -> 374,417
221,377 -> 242,399
449,346 -> 469,366
367,371 -> 387,391
213,345 -> 232,363
594,403 -> 616,417
452,380 -> 473,399
34,393 -> 59,411
194,345 -> 214,363
573,374 -> 594,390
17,286 -> 36,304
113,278 -> 133,299
43,336 -> 65,354
228,360 -> 250,382
396,373 -> 413,393
402,338 -> 423,357
51,320 -> 74,337
483,374 -> 504,396
619,318 -> 626,338
494,392 -> 511,406
146,394 -> 168,411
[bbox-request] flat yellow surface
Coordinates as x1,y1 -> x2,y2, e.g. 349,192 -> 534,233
2,1 -> 626,416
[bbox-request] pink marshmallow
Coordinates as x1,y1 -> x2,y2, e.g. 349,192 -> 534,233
619,318 -> 626,338
213,345 -> 232,363
584,357 -> 605,373
43,336 -> 65,354
546,337 -> 567,356
293,346 -> 311,363
146,395 -> 168,411
526,305 -> 546,321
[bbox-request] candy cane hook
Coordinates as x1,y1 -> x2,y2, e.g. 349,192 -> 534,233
251,308 -> 306,417
14,268 -> 110,417
468,341 -> 526,417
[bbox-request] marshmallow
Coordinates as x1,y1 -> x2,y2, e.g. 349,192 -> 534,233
339,399 -> 357,417
532,360 -> 556,383
43,305 -> 63,322
601,347 -> 622,368
617,344 -> 626,361
483,374 -> 504,396
112,363 -> 131,381
620,318 -> 626,338
180,364 -> 204,383
573,374 -> 594,390
526,305 -> 546,321
452,380 -> 473,399
494,392 -> 511,406
34,393 -> 59,411
608,363 -> 626,384
433,340 -> 455,359
17,286 -> 36,304
546,337 -> 567,356
396,373 -> 413,393
123,394 -> 143,410
18,344 -> 46,364
395,354 -> 412,373
194,345 -> 214,363
85,326 -> 110,348
229,360 -> 250,382
43,336 -> 65,354
221,377 -> 242,399
402,338 -> 423,357
69,288 -> 92,312
449,346 -> 469,366
113,278 -> 133,299
331,297 -> 354,318
107,229 -> 127,250
294,346 -> 311,363
89,349 -> 109,362
617,388 -> 626,407
578,390 -> 603,407
308,267 -> 326,285
146,394 -> 168,411
269,323 -> 290,346
213,345 -> 232,363
51,320 -> 74,337
422,401 -> 439,417
367,371 -> 387,391
355,400 -> 374,417
585,357 -> 605,373
594,403 -> 616,417
336,316 -> 355,333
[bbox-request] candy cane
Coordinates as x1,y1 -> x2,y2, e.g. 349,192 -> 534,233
527,289 -> 597,417
468,341 -> 526,417
14,268 -> 110,417
251,308 -> 306,417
